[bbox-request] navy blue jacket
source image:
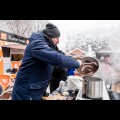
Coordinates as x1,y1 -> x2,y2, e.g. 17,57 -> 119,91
12,31 -> 80,100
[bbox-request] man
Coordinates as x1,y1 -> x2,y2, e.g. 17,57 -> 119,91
12,23 -> 82,100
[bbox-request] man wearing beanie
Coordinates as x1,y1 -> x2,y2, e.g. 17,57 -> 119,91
12,23 -> 83,100
43,23 -> 68,93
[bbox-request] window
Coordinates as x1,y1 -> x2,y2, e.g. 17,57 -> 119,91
2,47 -> 10,57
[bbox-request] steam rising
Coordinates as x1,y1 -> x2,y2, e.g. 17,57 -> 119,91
94,38 -> 120,85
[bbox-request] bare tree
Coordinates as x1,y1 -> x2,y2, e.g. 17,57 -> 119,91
3,20 -> 50,38
65,35 -> 76,52
63,31 -> 110,54
0,20 -> 8,31
32,20 -> 50,32
4,20 -> 33,37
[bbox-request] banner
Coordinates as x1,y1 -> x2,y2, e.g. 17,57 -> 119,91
0,30 -> 29,45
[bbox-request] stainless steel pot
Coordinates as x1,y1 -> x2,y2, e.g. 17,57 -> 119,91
84,77 -> 103,99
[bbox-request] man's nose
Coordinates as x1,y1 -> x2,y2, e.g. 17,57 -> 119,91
57,39 -> 59,44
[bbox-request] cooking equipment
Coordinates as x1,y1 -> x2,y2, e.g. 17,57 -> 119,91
83,76 -> 103,99
77,56 -> 99,77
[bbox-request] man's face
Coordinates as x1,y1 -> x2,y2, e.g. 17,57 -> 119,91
52,37 -> 59,45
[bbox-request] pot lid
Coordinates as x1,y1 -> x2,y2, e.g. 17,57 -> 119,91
83,76 -> 103,81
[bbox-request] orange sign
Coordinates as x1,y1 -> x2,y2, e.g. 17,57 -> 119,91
1,33 -> 7,40
0,46 -> 3,75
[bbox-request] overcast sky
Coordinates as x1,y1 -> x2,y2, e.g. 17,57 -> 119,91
50,20 -> 120,50
50,20 -> 120,33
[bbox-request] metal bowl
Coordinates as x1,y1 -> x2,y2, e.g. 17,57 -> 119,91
76,56 -> 99,77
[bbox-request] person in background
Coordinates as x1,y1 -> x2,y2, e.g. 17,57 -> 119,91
99,56 -> 105,63
104,56 -> 111,65
12,23 -> 83,100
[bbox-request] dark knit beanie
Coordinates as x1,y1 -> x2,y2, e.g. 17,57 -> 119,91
43,23 -> 60,38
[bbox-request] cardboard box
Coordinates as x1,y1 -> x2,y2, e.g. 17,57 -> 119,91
111,82 -> 120,93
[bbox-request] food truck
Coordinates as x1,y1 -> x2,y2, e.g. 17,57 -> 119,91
0,30 -> 28,90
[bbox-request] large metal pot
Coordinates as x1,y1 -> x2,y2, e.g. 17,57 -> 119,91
84,76 -> 103,99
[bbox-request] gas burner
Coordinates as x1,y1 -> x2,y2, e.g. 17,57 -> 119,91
82,94 -> 102,100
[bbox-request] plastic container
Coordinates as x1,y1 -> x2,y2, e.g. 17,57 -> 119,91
67,76 -> 83,91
